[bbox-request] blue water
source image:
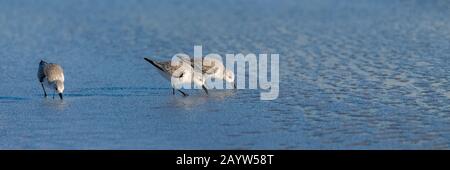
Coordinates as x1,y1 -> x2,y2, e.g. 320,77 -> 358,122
0,0 -> 449,149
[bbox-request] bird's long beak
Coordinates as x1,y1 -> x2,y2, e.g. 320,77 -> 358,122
202,85 -> 209,95
59,93 -> 63,100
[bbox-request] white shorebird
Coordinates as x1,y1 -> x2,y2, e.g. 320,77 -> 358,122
177,56 -> 236,89
144,57 -> 208,96
37,60 -> 65,100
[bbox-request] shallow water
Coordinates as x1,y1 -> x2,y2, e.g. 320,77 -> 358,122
0,0 -> 449,149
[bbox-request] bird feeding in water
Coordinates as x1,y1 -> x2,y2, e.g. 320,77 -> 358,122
37,60 -> 65,100
144,57 -> 208,96
176,55 -> 236,89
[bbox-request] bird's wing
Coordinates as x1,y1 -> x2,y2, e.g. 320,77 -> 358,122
176,56 -> 223,75
144,58 -> 184,78
44,64 -> 64,82
176,55 -> 204,74
161,61 -> 186,78
202,61 -> 220,75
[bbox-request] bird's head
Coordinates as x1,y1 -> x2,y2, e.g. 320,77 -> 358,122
39,60 -> 47,66
55,80 -> 64,99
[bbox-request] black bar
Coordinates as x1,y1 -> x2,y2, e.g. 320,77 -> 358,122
0,150 -> 448,168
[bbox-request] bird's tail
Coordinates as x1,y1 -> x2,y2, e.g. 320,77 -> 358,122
144,57 -> 165,72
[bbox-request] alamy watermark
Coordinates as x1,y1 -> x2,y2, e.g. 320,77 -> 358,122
170,45 -> 279,100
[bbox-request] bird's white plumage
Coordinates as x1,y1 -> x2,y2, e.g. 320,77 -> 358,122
176,56 -> 236,87
144,57 -> 207,96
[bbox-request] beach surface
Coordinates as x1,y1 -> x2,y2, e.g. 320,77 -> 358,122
0,0 -> 449,149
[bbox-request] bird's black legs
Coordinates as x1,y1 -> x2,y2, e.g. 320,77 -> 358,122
172,87 -> 187,96
177,90 -> 188,97
202,85 -> 209,95
41,83 -> 47,97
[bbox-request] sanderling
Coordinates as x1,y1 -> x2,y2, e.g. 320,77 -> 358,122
37,60 -> 65,100
177,56 -> 236,89
144,57 -> 208,96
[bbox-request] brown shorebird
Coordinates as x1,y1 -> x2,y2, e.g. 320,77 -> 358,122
37,60 -> 65,100
144,57 -> 208,96
176,56 -> 236,89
